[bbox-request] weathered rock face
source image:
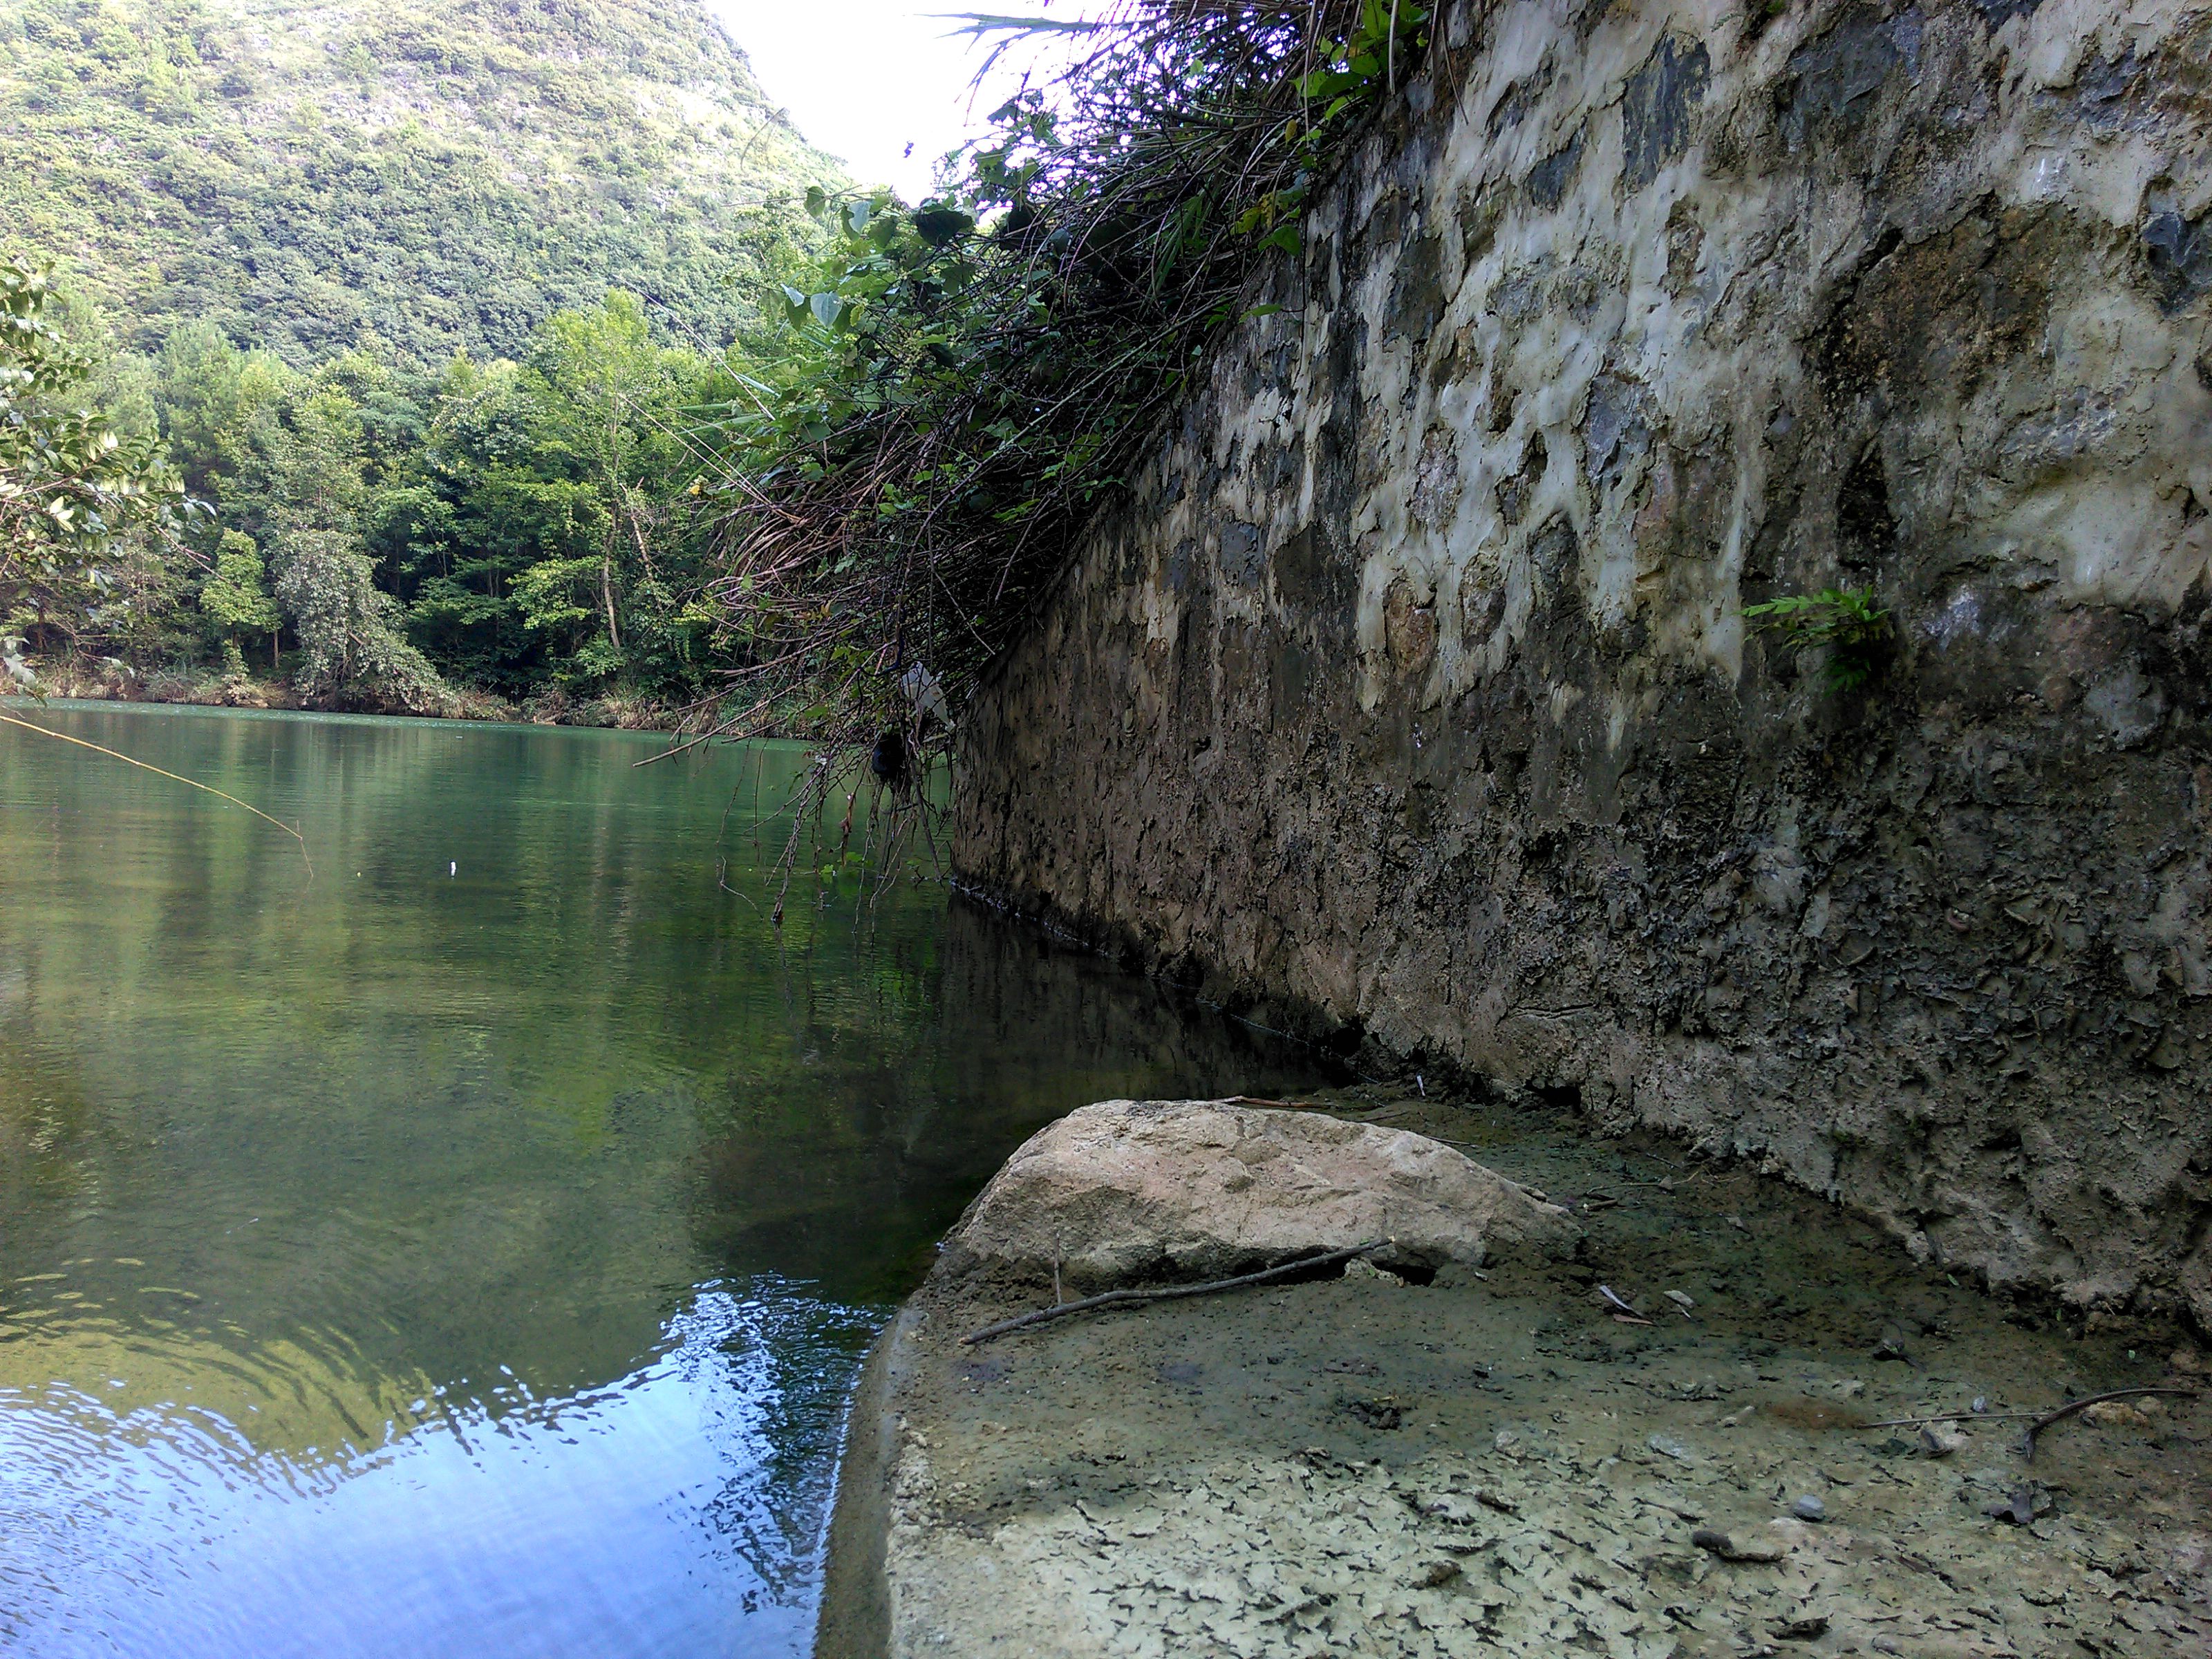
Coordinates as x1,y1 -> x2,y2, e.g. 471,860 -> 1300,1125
953,0 -> 2212,1328
939,1099 -> 1576,1288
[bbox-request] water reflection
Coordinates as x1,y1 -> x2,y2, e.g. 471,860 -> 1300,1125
1,1285 -> 874,1658
686,898 -> 1315,1300
0,704 -> 1327,1656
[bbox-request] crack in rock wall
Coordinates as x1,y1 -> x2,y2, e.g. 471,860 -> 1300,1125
951,0 -> 2212,1329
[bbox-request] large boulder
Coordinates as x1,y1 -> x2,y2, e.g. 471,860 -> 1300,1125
939,1099 -> 1575,1291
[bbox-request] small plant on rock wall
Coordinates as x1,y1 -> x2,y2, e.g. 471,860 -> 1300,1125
1743,585 -> 1891,692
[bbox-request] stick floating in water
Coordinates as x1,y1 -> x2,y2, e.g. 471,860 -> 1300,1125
0,710 -> 313,877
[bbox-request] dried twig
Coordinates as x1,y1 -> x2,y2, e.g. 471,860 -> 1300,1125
960,1243 -> 1380,1346
2020,1386 -> 2197,1462
1855,1386 -> 2200,1456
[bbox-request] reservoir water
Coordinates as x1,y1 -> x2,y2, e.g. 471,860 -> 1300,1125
0,703 -> 1322,1657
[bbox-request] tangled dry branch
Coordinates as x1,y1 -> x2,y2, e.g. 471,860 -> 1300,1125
690,1 -> 1429,789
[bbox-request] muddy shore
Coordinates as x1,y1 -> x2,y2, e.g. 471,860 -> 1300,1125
815,1093 -> 2211,1657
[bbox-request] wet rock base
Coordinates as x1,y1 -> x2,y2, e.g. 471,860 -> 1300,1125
817,1095 -> 2210,1657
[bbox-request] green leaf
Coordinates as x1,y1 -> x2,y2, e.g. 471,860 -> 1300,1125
912,205 -> 975,248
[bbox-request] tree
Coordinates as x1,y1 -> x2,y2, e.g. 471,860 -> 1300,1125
153,321 -> 288,500
527,290 -> 691,673
270,525 -> 443,710
371,295 -> 723,704
1,261 -> 187,680
10,274 -> 727,712
199,527 -> 280,671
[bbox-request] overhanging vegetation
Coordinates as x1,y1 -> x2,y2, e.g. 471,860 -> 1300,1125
694,1 -> 1432,760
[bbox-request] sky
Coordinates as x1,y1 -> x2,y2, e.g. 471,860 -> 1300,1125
711,2 -> 1046,202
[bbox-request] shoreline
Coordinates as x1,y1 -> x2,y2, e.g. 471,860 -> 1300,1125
814,1308 -> 913,1659
6,685 -> 848,744
19,673 -> 686,731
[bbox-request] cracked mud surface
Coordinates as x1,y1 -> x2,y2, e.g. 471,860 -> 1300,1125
836,1096 -> 2211,1657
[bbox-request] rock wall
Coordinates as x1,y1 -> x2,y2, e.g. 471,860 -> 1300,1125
952,0 -> 2212,1327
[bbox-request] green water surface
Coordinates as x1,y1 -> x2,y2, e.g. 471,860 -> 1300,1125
0,702 -> 1322,1658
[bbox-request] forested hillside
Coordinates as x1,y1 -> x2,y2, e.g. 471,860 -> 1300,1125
1,0 -> 859,720
1,0 -> 838,364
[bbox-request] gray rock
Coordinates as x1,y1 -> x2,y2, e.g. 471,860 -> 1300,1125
1411,1490 -> 1483,1524
937,1099 -> 1577,1288
1690,1526 -> 1785,1564
1983,1484 -> 2051,1526
1769,1611 -> 1830,1640
1790,1494 -> 1826,1522
1920,1421 -> 1969,1457
1342,1256 -> 1408,1286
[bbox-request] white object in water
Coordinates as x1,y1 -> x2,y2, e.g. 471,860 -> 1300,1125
450,861 -> 457,877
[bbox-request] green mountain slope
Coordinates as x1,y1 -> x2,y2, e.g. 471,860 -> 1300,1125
1,0 -> 843,363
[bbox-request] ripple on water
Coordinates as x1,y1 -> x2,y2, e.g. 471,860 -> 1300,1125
0,1283 -> 878,1659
